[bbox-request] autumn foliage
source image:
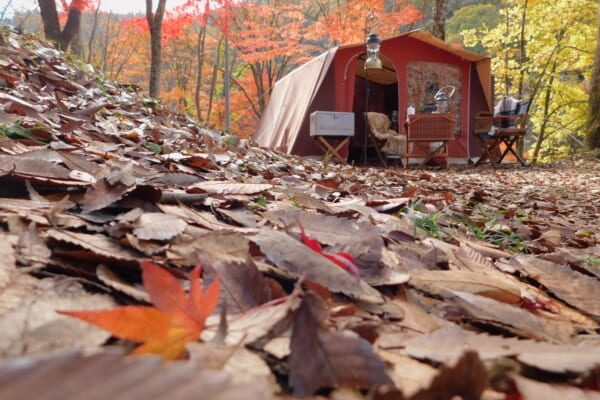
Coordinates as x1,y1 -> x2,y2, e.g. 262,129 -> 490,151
60,0 -> 95,12
60,261 -> 220,360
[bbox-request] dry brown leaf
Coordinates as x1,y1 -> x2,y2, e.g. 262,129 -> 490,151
159,203 -> 256,233
263,209 -> 384,279
82,178 -> 136,213
410,351 -> 488,400
188,180 -> 272,194
96,264 -> 150,302
288,295 -> 394,396
250,229 -> 384,304
202,292 -> 301,345
187,343 -> 279,390
517,347 -> 600,374
409,270 -> 522,304
400,324 -> 600,374
45,228 -> 141,262
515,255 -> 600,318
451,290 -> 574,342
185,232 -> 272,313
0,349 -> 276,400
132,212 -> 187,241
511,374 -> 600,400
377,349 -> 437,398
0,274 -> 116,357
15,222 -> 52,267
402,324 -> 548,363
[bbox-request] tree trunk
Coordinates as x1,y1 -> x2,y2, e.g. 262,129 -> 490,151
37,0 -> 61,43
87,1 -> 102,64
195,27 -> 207,122
432,0 -> 447,40
531,63 -> 556,163
586,4 -> 600,150
37,0 -> 83,53
146,0 -> 167,99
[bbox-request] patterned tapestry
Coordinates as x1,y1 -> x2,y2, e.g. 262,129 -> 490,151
406,62 -> 462,136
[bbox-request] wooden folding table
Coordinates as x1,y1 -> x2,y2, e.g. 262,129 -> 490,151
309,111 -> 355,163
313,135 -> 352,163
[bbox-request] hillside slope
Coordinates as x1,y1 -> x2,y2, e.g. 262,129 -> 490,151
1,26 -> 600,399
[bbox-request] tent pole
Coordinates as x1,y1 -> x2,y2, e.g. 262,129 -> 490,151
364,73 -> 370,166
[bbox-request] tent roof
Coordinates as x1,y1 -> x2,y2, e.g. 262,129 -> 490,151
340,29 -> 491,99
340,29 -> 489,63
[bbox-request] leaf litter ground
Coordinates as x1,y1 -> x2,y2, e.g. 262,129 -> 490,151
1,25 -> 600,399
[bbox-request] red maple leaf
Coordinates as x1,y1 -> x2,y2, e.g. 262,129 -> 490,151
59,261 -> 220,360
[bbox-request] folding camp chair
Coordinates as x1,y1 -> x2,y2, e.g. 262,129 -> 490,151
473,100 -> 530,166
365,112 -> 407,167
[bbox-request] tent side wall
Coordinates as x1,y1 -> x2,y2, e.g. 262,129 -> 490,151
253,49 -> 337,156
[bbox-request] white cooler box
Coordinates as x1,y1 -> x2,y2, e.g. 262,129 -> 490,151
309,111 -> 354,137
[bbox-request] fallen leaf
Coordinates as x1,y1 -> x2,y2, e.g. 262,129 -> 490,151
297,218 -> 361,280
0,273 -> 116,357
250,229 -> 384,304
288,294 -> 393,396
410,351 -> 488,400
188,181 -> 272,194
132,212 -> 187,241
59,261 -> 220,360
515,255 -> 600,318
0,349 -> 276,400
409,270 -> 522,304
511,374 -> 600,400
185,232 -> 273,313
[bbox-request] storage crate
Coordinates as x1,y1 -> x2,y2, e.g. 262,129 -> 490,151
309,111 -> 354,137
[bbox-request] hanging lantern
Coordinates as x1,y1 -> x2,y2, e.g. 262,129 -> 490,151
365,33 -> 382,70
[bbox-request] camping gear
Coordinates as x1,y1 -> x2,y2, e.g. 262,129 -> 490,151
254,29 -> 493,163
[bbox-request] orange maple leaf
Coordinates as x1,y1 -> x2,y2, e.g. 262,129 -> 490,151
59,261 -> 220,360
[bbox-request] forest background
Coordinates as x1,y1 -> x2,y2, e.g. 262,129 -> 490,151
1,0 -> 597,162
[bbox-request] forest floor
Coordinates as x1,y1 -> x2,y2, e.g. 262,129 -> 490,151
1,24 -> 600,400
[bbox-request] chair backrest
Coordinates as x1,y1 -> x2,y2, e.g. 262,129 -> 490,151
366,112 -> 394,140
497,98 -> 529,128
515,99 -> 530,115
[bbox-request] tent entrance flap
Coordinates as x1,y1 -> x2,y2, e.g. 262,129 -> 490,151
350,54 -> 399,163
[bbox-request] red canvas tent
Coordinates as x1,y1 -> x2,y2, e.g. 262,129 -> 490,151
254,29 -> 493,163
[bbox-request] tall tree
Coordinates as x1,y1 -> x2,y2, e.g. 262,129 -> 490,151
586,4 -> 600,150
146,0 -> 167,98
464,0 -> 596,161
1,0 -> 13,21
433,0 -> 448,40
37,0 -> 87,53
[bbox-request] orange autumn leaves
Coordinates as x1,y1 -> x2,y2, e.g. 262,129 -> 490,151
59,261 -> 220,360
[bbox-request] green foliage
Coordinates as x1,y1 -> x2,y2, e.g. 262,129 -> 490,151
463,0 -> 596,161
584,256 -> 600,269
0,122 -> 46,144
399,199 -> 529,253
247,196 -> 267,210
446,4 -> 501,53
